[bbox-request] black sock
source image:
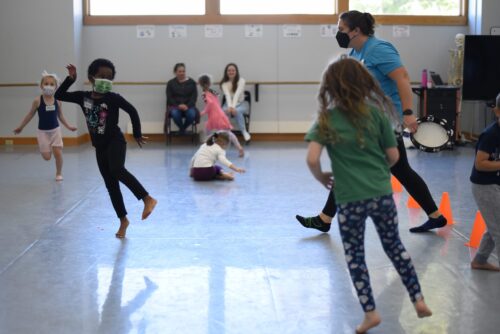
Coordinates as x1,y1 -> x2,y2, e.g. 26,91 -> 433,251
296,215 -> 331,233
409,215 -> 447,233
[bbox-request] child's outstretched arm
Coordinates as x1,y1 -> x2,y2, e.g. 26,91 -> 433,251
13,98 -> 39,134
55,64 -> 83,104
306,141 -> 333,190
217,150 -> 245,173
229,164 -> 245,173
56,101 -> 77,132
116,95 -> 146,147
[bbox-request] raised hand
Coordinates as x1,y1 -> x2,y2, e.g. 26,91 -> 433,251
66,64 -> 77,80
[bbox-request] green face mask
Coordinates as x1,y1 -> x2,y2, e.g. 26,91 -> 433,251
93,78 -> 113,94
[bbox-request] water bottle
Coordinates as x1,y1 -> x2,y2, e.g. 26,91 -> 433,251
421,69 -> 428,88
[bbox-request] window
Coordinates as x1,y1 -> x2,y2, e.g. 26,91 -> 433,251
84,0 -> 467,25
220,0 -> 335,15
88,0 -> 205,16
349,0 -> 462,16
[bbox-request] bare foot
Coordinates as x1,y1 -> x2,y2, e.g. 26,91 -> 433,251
238,148 -> 244,157
355,310 -> 381,334
217,172 -> 234,181
471,261 -> 500,271
115,217 -> 130,238
142,195 -> 157,220
414,299 -> 432,318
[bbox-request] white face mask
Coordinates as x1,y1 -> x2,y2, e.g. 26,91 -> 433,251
42,85 -> 56,96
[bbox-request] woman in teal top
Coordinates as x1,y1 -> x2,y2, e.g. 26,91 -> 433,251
297,10 -> 446,233
306,57 -> 432,333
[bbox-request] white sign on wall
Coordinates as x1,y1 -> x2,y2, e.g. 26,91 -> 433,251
393,25 -> 410,38
283,25 -> 302,38
245,25 -> 263,38
136,25 -> 155,39
320,25 -> 337,38
169,25 -> 187,38
205,25 -> 223,38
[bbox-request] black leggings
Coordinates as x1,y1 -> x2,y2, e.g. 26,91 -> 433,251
95,140 -> 148,218
322,137 -> 438,217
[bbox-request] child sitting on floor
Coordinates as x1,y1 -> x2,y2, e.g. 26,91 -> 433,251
190,132 -> 245,181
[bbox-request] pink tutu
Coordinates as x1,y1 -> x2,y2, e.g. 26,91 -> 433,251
201,92 -> 232,132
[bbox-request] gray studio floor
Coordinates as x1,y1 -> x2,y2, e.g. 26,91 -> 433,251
0,140 -> 499,334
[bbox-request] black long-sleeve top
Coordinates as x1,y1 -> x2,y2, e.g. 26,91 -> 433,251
165,77 -> 198,108
55,76 -> 142,147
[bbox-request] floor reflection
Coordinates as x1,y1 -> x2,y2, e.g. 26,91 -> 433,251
98,241 -> 158,334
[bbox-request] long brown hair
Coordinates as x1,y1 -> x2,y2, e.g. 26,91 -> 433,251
220,63 -> 240,93
317,57 -> 398,146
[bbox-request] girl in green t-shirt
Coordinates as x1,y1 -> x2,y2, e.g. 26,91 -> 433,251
305,57 -> 432,333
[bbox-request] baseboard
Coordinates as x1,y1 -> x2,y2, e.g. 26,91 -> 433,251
125,133 -> 306,143
2,133 -> 306,146
250,133 -> 305,141
1,133 -> 91,146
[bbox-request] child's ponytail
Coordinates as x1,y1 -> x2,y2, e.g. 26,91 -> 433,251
206,131 -> 230,146
206,132 -> 218,146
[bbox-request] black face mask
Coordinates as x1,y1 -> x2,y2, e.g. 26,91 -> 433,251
336,31 -> 351,48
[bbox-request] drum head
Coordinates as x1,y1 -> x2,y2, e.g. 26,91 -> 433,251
410,116 -> 453,152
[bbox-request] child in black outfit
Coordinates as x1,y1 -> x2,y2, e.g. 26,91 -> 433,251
55,59 -> 157,238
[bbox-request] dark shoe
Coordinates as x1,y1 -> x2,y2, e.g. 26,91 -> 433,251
409,215 -> 447,233
296,215 -> 331,233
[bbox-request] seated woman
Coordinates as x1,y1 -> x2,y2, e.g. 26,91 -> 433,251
220,63 -> 251,143
166,63 -> 198,134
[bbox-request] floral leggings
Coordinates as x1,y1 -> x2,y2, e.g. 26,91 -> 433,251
337,194 -> 423,312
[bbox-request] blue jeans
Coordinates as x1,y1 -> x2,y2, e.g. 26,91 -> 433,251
223,101 -> 250,135
170,107 -> 196,133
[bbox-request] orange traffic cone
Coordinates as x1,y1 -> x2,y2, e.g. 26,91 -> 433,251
407,196 -> 420,209
438,192 -> 454,225
465,210 -> 487,248
391,175 -> 403,193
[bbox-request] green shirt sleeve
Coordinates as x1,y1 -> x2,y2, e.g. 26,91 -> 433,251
305,121 -> 326,144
